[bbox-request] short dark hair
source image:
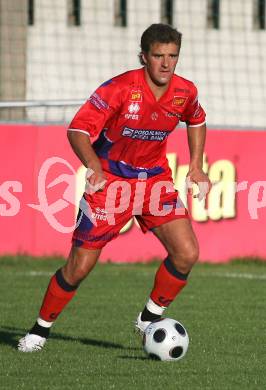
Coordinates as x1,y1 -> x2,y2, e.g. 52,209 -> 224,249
139,23 -> 182,65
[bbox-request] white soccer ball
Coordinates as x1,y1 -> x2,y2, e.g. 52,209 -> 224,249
143,318 -> 189,361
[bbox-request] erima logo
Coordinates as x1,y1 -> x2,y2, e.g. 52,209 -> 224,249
128,103 -> 140,114
158,297 -> 172,306
91,207 -> 108,221
124,103 -> 140,120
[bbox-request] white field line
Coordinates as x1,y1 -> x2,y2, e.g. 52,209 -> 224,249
4,271 -> 53,276
17,270 -> 266,281
28,271 -> 53,276
200,271 -> 266,281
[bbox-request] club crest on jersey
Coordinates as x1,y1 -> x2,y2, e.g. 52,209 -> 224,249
151,112 -> 158,121
172,96 -> 187,107
130,90 -> 142,102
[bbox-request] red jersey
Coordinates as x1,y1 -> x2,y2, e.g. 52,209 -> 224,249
69,68 -> 206,178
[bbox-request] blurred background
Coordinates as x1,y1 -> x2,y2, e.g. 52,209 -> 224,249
0,0 -> 265,127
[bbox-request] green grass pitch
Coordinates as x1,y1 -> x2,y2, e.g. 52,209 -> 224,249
0,256 -> 265,390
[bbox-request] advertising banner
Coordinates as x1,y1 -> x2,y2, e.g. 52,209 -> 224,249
1,124 -> 266,262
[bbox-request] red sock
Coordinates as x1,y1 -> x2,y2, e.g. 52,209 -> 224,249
39,269 -> 78,322
150,258 -> 188,307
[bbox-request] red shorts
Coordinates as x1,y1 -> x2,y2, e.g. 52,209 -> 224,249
72,171 -> 188,249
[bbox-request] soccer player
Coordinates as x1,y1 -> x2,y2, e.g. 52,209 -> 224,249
18,23 -> 211,352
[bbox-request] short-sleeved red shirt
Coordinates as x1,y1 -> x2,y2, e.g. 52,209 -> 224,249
69,68 -> 206,178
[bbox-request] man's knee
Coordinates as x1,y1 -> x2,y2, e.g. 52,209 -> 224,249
62,263 -> 88,286
71,263 -> 90,283
170,241 -> 199,273
63,247 -> 100,285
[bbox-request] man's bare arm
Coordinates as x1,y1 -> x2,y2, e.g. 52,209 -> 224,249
186,123 -> 211,200
67,130 -> 106,188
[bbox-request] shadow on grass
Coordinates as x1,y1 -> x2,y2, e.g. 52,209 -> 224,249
0,326 -> 141,352
118,355 -> 150,361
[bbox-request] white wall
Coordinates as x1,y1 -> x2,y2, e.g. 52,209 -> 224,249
26,0 -> 266,127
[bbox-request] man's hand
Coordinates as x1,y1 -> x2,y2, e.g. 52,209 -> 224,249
86,167 -> 107,194
186,168 -> 212,201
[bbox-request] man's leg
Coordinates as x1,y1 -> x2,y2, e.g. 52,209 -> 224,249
138,218 -> 199,330
18,246 -> 101,352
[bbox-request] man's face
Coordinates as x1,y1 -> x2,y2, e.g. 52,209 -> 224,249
142,42 -> 179,87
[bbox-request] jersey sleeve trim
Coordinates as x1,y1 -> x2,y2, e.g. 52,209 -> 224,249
68,128 -> 91,136
187,121 -> 206,128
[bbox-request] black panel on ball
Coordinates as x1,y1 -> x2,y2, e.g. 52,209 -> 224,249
174,322 -> 186,336
170,346 -> 183,358
153,329 -> 166,343
149,353 -> 161,361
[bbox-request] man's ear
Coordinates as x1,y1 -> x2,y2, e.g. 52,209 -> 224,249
141,53 -> 147,64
